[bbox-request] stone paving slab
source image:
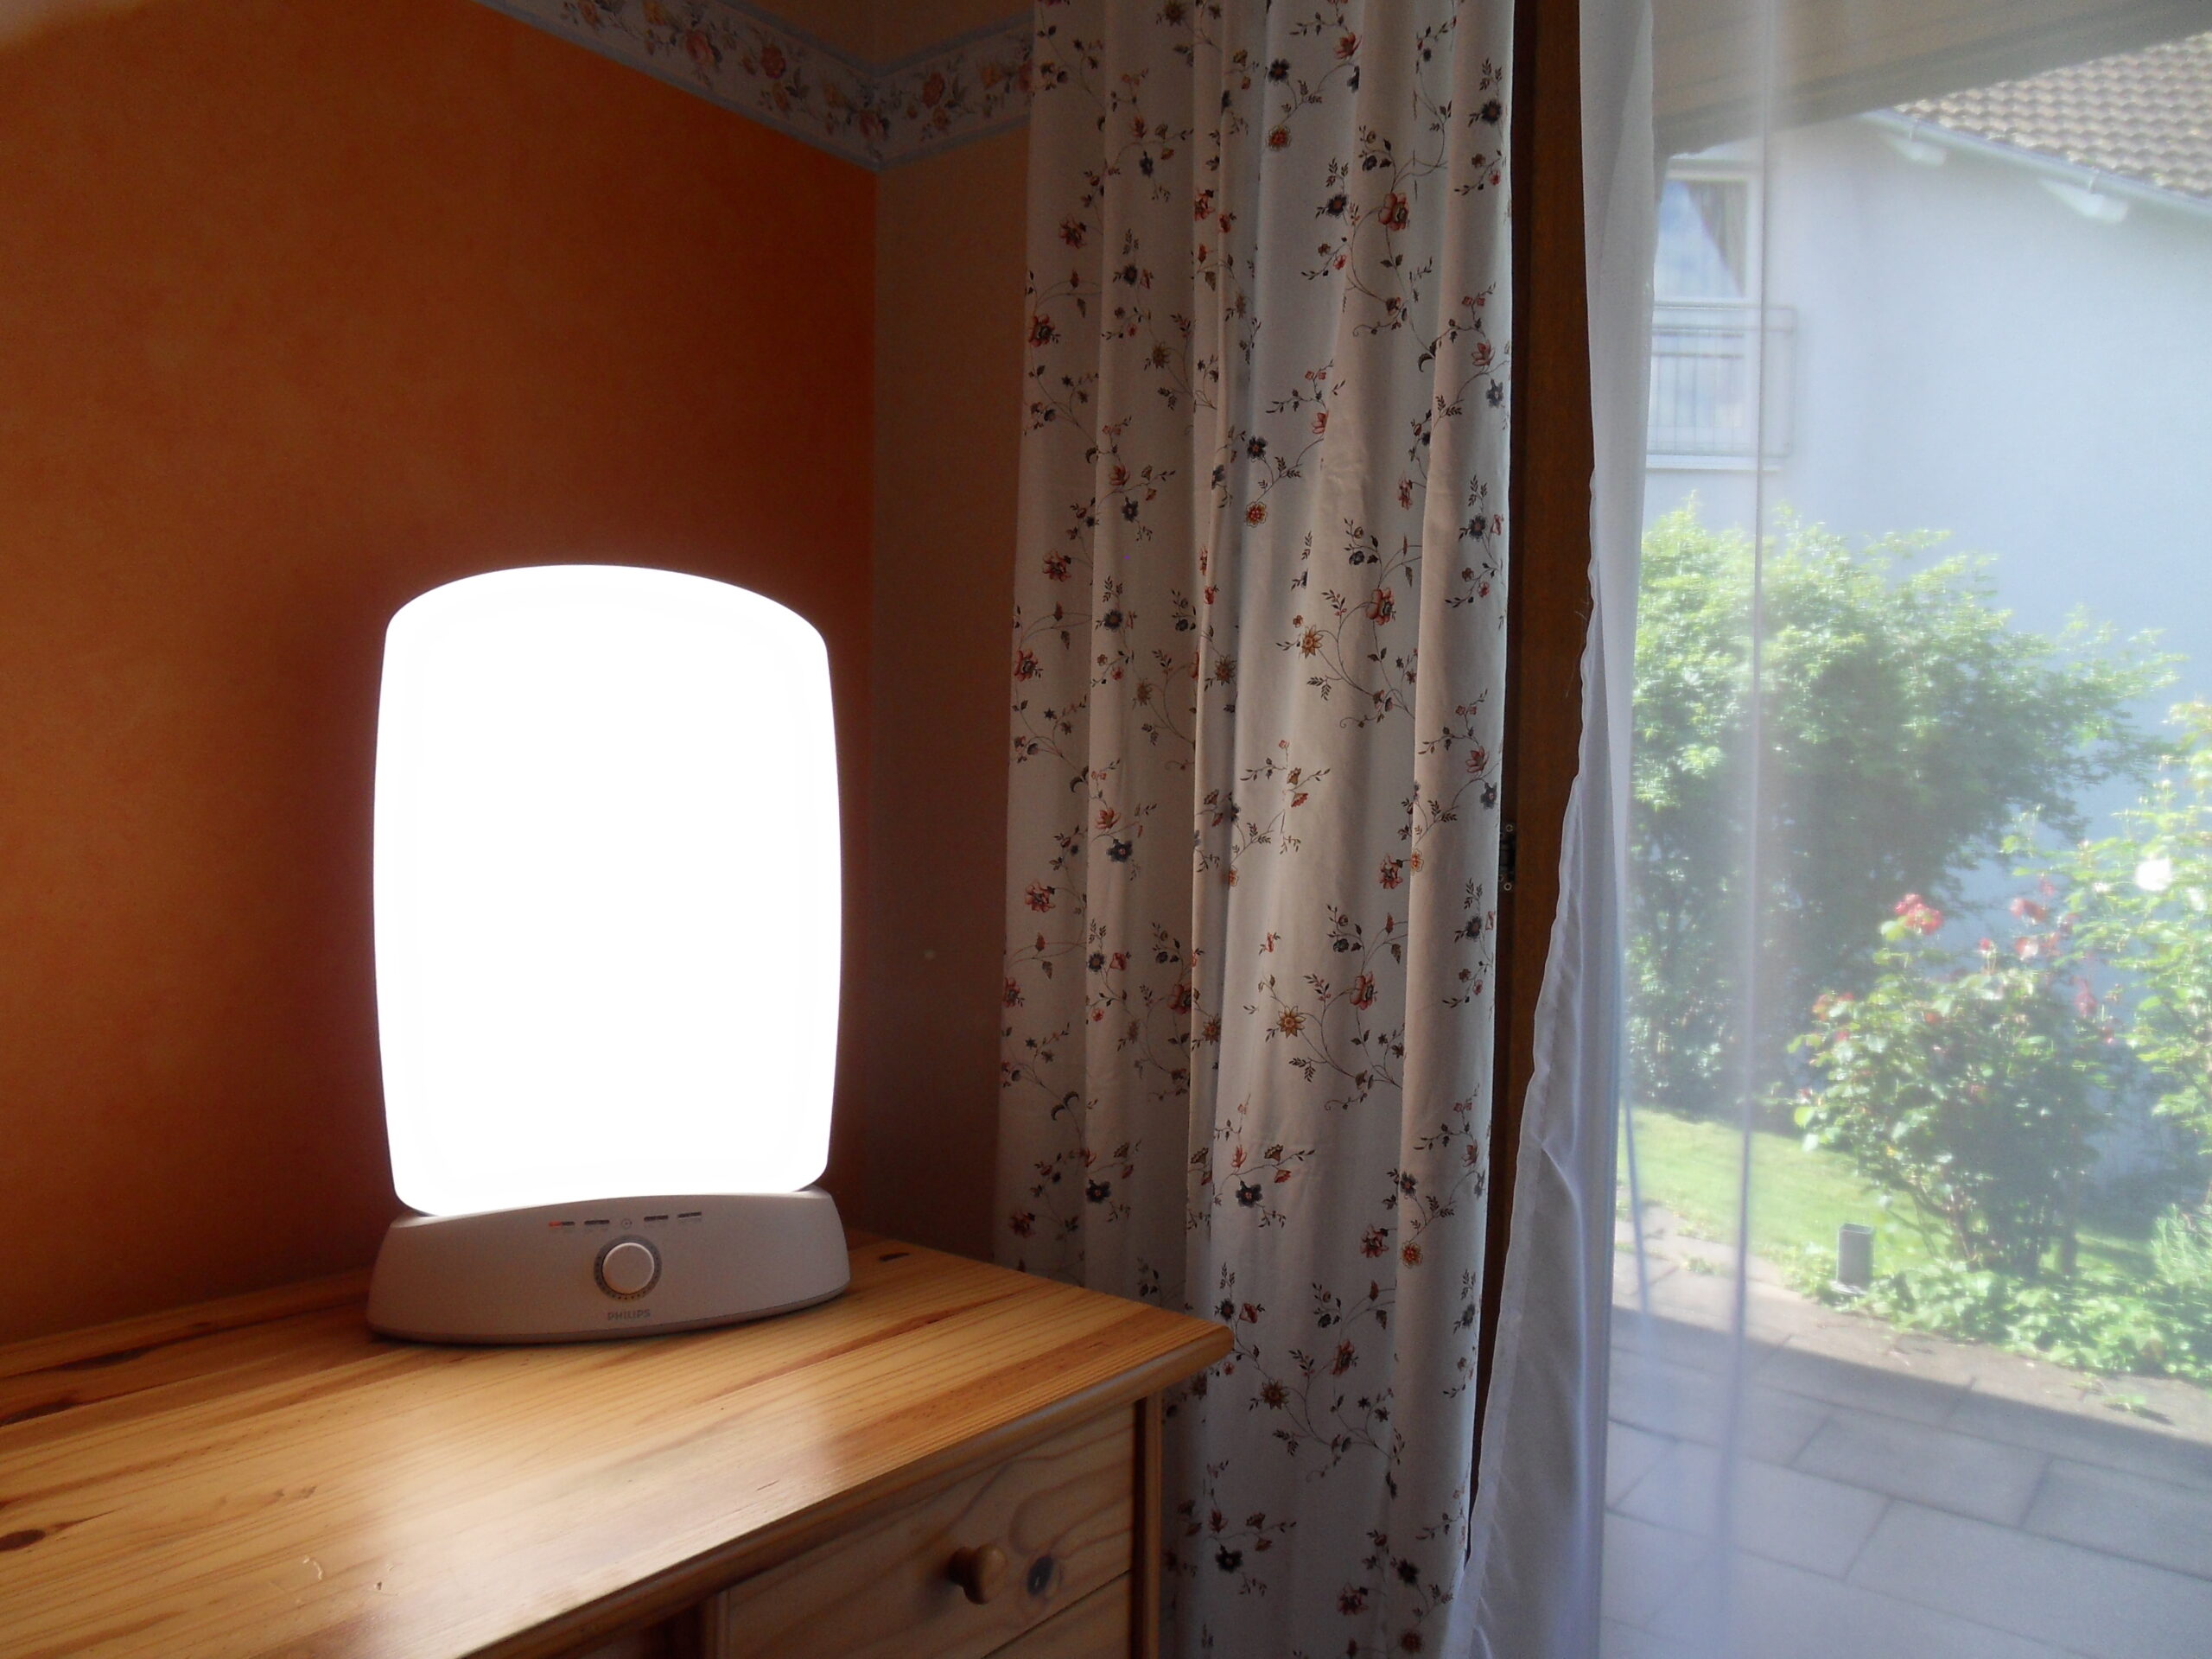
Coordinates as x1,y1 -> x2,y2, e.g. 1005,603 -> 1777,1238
1611,1301 -> 1777,1376
1610,1342 -> 1833,1464
1601,1628 -> 1681,1659
1612,1438 -> 1891,1577
1655,1550 -> 2084,1659
2023,1456 -> 2212,1581
1607,1420 -> 1675,1505
1961,1357 -> 2212,1441
1793,1403 -> 2051,1526
1848,1499 -> 2212,1659
1602,1511 -> 1710,1630
1624,1250 -> 1825,1345
1758,1338 -> 1969,1425
1622,1204 -> 2212,1459
1948,1386 -> 2212,1487
1763,1300 -> 2016,1394
1609,1217 -> 2212,1656
1600,1615 -> 1705,1659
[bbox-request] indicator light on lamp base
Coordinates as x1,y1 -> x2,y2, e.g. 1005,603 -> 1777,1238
363,565 -> 849,1344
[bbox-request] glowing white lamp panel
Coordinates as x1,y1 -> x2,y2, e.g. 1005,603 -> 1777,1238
374,566 -> 838,1217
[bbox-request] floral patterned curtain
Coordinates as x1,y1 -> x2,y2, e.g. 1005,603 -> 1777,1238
999,2 -> 1512,1653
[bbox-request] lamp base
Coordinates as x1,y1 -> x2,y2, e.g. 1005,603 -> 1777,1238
365,1188 -> 849,1344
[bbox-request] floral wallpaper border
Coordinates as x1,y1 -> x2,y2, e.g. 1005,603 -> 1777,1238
474,0 -> 1032,170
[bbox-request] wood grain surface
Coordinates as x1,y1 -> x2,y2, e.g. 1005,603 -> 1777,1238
1131,1394 -> 1163,1659
0,1241 -> 1224,1659
978,1576 -> 1131,1659
703,1408 -> 1130,1659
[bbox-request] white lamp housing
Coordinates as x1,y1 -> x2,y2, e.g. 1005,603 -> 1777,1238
363,565 -> 849,1342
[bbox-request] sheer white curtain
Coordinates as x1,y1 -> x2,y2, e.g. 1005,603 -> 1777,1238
1455,2 -> 1653,1656
1493,3 -> 2212,1656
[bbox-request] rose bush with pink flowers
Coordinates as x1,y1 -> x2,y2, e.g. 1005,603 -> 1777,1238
1792,894 -> 2120,1277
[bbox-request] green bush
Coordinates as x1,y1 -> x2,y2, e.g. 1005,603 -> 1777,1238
1792,1208 -> 2212,1383
2154,1205 -> 2212,1303
2036,701 -> 2212,1184
1792,894 -> 2119,1278
1798,1255 -> 2212,1383
1630,505 -> 2169,1118
1784,893 -> 2212,1383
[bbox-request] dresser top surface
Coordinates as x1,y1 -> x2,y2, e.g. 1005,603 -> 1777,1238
0,1240 -> 1225,1659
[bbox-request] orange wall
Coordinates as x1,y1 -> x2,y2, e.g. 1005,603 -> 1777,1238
864,127 -> 1026,1260
0,0 -> 875,1341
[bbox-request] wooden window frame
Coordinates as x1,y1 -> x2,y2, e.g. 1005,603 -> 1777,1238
1480,0 -> 1596,1446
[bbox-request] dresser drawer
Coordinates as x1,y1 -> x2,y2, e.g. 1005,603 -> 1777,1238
983,1574 -> 1132,1657
702,1407 -> 1135,1659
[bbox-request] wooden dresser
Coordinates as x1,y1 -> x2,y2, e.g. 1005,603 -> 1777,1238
0,1239 -> 1226,1658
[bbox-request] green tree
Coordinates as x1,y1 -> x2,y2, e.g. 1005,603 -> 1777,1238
2039,701 -> 2212,1183
1630,505 -> 2169,1117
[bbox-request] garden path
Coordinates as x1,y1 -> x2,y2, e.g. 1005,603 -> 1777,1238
1602,1210 -> 2212,1657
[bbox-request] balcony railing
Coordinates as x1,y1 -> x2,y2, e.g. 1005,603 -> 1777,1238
1647,300 -> 1796,465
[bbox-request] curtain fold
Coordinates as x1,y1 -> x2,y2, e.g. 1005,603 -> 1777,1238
1458,0 -> 1655,1654
999,3 -> 1513,1653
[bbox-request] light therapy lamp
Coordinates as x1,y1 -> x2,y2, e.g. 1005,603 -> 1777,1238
363,565 -> 849,1343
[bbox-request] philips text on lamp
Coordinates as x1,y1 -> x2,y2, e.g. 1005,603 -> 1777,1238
363,565 -> 849,1343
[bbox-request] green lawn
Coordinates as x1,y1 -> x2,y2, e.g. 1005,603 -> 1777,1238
1618,1107 -> 2154,1281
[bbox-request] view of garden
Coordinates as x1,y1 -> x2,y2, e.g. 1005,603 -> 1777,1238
1623,504 -> 2212,1391
1605,34 -> 2212,1649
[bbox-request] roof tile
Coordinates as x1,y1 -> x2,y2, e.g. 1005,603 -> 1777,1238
1898,31 -> 2212,203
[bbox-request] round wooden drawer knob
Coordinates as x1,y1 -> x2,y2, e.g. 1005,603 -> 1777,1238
947,1543 -> 1009,1605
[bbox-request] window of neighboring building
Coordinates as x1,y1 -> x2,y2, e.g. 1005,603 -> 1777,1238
1656,172 -> 1754,299
1647,162 -> 1791,467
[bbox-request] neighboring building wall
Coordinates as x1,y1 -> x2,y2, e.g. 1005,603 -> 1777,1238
1649,114 -> 2212,709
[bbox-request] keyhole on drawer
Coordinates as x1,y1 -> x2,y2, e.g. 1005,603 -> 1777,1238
1026,1554 -> 1059,1598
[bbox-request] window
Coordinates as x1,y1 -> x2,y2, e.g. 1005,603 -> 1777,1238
1648,161 -> 1795,467
1608,23 -> 2212,1657
1656,172 -> 1754,299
